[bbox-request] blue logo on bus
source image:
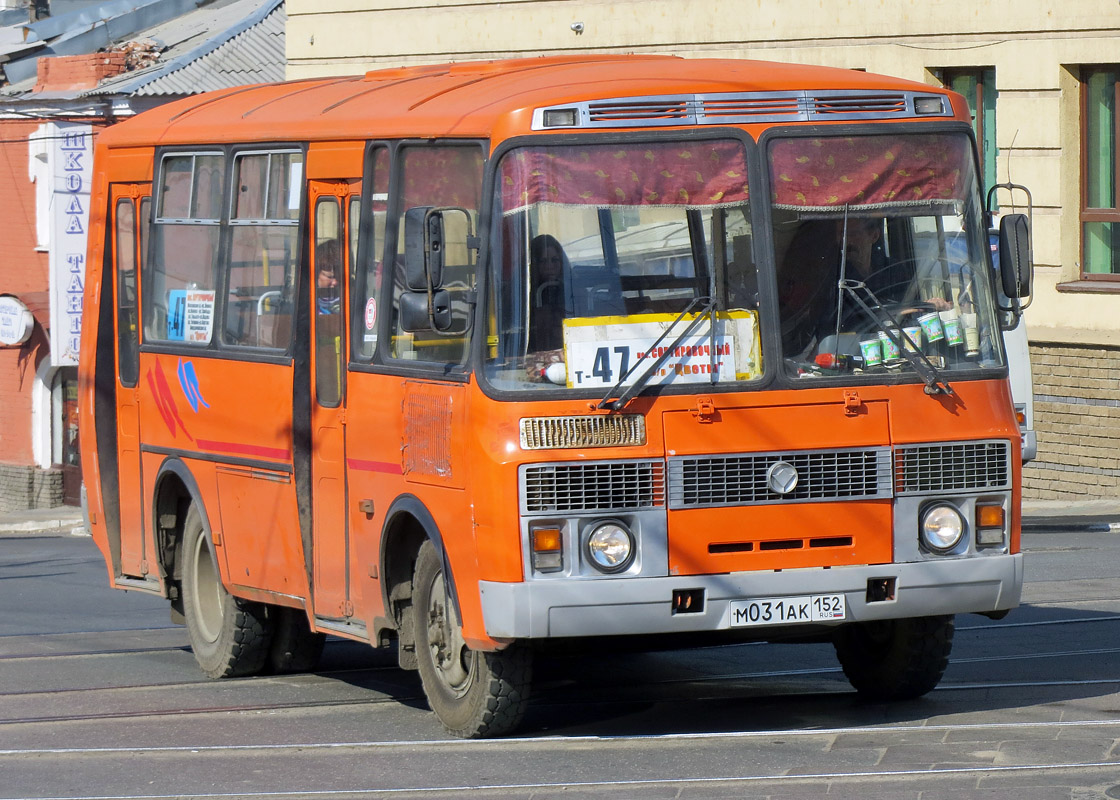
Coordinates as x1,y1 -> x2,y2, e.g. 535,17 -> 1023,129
177,358 -> 209,413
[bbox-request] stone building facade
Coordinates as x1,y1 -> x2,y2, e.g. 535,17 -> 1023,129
285,0 -> 1120,500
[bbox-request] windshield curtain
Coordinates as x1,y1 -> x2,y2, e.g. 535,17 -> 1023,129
485,139 -> 761,393
769,132 -> 1004,379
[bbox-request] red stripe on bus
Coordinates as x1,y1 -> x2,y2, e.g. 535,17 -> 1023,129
347,458 -> 403,475
196,439 -> 292,461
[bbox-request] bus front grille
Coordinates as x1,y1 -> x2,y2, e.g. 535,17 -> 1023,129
895,440 -> 1012,495
521,460 -> 665,514
668,448 -> 892,509
520,414 -> 646,450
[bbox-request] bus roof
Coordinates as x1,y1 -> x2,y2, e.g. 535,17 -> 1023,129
98,55 -> 961,149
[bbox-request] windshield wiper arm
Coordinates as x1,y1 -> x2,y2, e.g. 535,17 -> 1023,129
597,296 -> 717,411
838,279 -> 953,396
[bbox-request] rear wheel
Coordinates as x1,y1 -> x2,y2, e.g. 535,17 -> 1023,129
181,504 -> 272,678
833,614 -> 954,701
413,541 -> 531,738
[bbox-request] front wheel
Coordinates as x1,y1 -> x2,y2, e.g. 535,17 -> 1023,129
181,504 -> 272,678
833,615 -> 954,701
412,541 -> 531,738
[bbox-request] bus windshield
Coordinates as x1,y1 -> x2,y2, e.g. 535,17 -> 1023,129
771,131 -> 1005,378
485,138 -> 760,392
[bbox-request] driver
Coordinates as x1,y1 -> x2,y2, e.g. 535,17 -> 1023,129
779,217 -> 948,359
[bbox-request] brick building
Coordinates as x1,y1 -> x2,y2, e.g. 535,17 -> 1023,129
0,0 -> 285,511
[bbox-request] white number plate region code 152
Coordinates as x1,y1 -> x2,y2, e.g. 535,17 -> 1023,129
730,594 -> 846,627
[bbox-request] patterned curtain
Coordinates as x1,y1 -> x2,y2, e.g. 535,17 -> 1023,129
500,140 -> 749,212
402,146 -> 484,210
769,133 -> 971,211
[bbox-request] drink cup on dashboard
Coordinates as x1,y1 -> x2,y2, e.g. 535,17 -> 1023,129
902,325 -> 922,353
878,329 -> 901,362
860,337 -> 882,366
918,311 -> 944,342
940,309 -> 963,346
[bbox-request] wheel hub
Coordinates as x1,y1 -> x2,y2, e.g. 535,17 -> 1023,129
425,572 -> 474,696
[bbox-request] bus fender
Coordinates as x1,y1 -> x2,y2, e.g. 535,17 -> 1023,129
378,494 -> 461,662
151,457 -> 217,589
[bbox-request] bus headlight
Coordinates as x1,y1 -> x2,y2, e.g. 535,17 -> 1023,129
585,521 -> 634,573
920,503 -> 966,554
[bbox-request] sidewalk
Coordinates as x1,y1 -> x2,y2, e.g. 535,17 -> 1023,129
0,505 -> 87,536
2,499 -> 1119,536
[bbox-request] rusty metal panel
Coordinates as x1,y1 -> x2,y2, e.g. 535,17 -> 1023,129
403,384 -> 454,481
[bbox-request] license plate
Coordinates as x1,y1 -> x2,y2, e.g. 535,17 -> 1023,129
730,594 -> 846,627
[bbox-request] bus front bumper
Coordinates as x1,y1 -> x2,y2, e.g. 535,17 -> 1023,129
478,553 -> 1023,639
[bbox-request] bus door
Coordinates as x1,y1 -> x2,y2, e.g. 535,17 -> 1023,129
308,180 -> 358,619
110,184 -> 150,577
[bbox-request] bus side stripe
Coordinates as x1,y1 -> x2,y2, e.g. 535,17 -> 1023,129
195,439 -> 292,460
347,458 -> 403,475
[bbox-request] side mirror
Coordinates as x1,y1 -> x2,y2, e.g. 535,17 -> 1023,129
399,289 -> 453,332
998,213 -> 1032,299
404,206 -> 444,291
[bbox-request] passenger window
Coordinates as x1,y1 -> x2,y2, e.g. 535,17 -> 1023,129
354,146 -> 388,361
145,152 -> 224,344
115,198 -> 139,386
390,145 -> 482,363
315,198 -> 344,406
348,194 -> 361,281
224,150 -> 303,349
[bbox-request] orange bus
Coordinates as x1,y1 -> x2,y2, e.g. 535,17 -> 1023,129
80,55 -> 1032,738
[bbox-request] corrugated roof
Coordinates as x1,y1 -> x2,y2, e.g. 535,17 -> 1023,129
0,0 -> 284,100
90,0 -> 284,96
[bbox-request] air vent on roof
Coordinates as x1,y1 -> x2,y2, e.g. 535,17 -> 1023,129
697,92 -> 802,124
586,98 -> 694,125
808,93 -> 908,118
531,90 -> 951,130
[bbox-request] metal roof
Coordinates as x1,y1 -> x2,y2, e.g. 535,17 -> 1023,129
91,0 -> 284,96
0,0 -> 284,100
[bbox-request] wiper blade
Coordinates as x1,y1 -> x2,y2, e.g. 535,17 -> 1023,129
838,279 -> 953,396
597,296 -> 717,411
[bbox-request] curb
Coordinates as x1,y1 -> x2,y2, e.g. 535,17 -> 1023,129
1021,516 -> 1120,533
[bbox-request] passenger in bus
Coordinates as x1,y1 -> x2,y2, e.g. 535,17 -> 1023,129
522,234 -> 571,383
316,240 -> 342,315
528,234 -> 570,352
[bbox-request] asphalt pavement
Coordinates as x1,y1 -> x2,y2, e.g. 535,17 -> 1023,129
1,497 -> 1119,536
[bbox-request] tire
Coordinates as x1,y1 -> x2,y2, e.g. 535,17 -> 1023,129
833,614 -> 954,701
268,606 -> 326,674
181,504 -> 273,678
412,540 -> 531,738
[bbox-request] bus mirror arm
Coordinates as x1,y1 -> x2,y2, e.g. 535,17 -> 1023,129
838,279 -> 953,397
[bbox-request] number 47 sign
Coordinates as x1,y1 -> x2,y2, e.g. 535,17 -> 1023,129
560,312 -> 760,389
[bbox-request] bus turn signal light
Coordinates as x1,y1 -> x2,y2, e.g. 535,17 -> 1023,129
976,503 -> 1006,546
531,526 -> 563,573
976,504 -> 1004,529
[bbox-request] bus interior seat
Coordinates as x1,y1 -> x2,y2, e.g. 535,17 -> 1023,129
569,263 -> 625,317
